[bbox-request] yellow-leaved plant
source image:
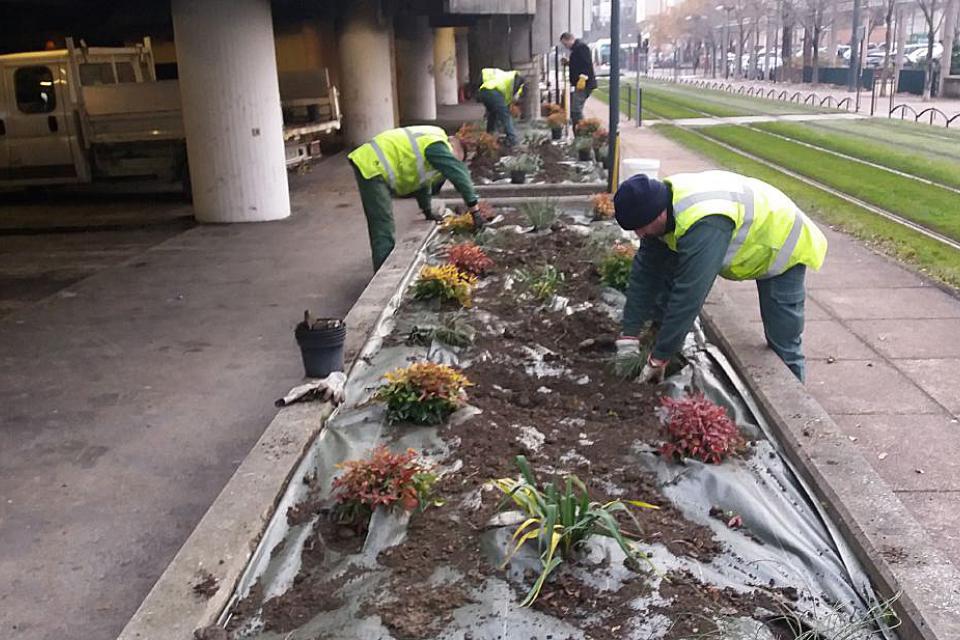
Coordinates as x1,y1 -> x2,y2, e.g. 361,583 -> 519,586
376,362 -> 472,425
413,264 -> 477,308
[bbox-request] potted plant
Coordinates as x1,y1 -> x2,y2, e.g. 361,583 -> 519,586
574,135 -> 594,161
597,144 -> 610,170
541,102 -> 563,117
592,128 -> 608,158
546,110 -> 567,140
502,153 -> 542,184
590,192 -> 615,220
575,117 -> 602,137
294,312 -> 347,378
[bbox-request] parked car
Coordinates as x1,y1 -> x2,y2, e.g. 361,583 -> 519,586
906,42 -> 943,65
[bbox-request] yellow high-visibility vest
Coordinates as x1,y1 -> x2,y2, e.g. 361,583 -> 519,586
347,126 -> 451,196
661,170 -> 827,280
480,68 -> 521,105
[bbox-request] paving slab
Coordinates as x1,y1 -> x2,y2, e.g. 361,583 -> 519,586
847,319 -> 960,359
812,287 -> 960,320
833,414 -> 960,491
0,157 -> 418,640
807,258 -> 928,289
898,492 -> 960,569
806,359 -> 942,415
893,359 -> 960,414
712,279 -> 830,322
797,319 -> 878,360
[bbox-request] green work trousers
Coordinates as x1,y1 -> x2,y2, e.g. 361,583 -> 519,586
351,163 -> 395,271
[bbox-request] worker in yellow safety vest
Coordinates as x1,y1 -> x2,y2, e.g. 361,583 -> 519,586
477,68 -> 525,147
348,126 -> 484,271
612,171 -> 828,383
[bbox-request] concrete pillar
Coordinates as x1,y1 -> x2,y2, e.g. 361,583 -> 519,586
338,0 -> 396,145
396,16 -> 436,121
434,27 -> 459,106
172,0 -> 289,223
455,30 -> 470,89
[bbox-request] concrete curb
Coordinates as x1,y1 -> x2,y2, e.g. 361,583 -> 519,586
439,180 -> 606,199
701,287 -> 960,640
116,221 -> 438,640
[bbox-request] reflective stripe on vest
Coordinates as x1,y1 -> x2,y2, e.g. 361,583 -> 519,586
349,126 -> 449,195
673,184 -> 754,270
665,171 -> 827,281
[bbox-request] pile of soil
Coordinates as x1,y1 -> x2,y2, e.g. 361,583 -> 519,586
226,210 -> 798,640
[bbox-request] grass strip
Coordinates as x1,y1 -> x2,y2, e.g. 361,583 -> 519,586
699,124 -> 960,241
594,82 -> 697,120
809,119 -> 960,162
754,121 -> 960,190
643,79 -> 826,116
654,124 -> 960,290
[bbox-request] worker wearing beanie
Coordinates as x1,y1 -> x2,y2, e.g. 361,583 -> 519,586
613,171 -> 827,382
348,126 -> 483,272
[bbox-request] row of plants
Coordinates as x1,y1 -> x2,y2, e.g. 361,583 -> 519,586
327,202 -> 752,613
227,199 -> 903,640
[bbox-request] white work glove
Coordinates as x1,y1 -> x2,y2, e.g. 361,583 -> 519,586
276,371 -> 347,407
317,371 -> 347,404
615,337 -> 641,356
640,355 -> 669,384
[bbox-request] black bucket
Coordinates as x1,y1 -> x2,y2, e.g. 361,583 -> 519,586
295,319 -> 346,378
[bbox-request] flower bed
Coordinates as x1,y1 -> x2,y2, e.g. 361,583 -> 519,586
457,121 -> 605,186
222,204 -> 897,640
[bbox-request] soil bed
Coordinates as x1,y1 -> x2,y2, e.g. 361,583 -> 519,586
222,207 -> 884,640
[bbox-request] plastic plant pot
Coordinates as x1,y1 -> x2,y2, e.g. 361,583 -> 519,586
295,318 -> 346,378
551,127 -> 563,140
578,147 -> 593,161
510,170 -> 527,184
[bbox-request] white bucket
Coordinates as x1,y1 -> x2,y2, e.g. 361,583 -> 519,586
620,158 -> 660,184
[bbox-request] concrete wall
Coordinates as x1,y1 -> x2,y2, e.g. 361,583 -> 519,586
446,0 -> 536,14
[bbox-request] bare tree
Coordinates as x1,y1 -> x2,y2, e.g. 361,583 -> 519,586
879,0 -> 898,95
917,0 -> 947,99
779,0 -> 799,80
803,0 -> 830,83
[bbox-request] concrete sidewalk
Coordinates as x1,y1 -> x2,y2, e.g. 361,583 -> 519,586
588,98 -> 960,570
0,158 -> 422,640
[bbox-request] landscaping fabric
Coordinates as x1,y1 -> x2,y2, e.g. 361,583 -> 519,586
219,208 -> 897,640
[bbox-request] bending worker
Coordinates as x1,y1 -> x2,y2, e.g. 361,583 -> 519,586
613,171 -> 827,383
477,67 -> 525,147
559,32 -> 597,127
348,125 -> 483,271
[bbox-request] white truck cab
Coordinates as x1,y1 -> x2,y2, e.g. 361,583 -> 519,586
0,38 -> 340,193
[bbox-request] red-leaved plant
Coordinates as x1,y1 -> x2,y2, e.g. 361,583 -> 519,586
332,446 -> 436,528
445,242 -> 494,276
659,394 -> 744,464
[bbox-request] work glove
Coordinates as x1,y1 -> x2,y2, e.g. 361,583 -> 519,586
640,355 -> 669,384
275,371 -> 347,407
615,336 -> 641,356
576,74 -> 588,91
469,204 -> 487,231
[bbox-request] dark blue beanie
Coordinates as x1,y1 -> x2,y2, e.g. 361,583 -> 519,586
613,174 -> 671,230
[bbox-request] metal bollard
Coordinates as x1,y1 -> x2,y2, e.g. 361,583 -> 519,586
638,87 -> 643,127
